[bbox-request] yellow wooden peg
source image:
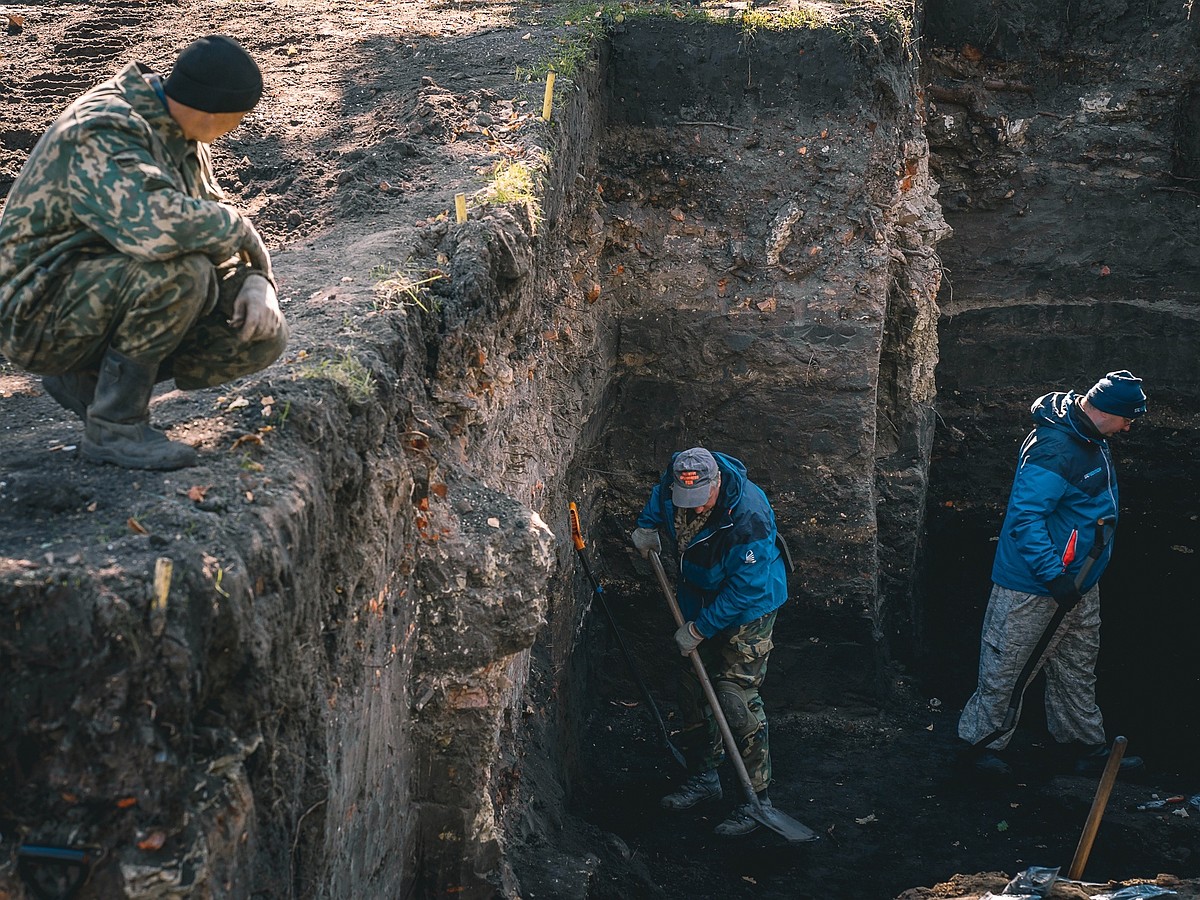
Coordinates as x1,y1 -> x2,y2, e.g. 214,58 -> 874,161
454,193 -> 467,223
542,70 -> 556,121
151,557 -> 172,637
153,557 -> 172,612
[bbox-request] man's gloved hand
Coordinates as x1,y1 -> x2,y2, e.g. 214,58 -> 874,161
1047,574 -> 1083,611
231,273 -> 285,342
631,526 -> 661,559
674,621 -> 704,656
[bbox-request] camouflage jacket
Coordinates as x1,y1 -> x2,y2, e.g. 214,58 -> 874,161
0,62 -> 255,320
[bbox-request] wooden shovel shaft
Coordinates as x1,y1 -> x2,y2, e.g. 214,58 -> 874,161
648,552 -> 760,805
1068,736 -> 1127,880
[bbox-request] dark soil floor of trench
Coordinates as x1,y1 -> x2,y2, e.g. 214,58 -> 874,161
522,583 -> 1200,900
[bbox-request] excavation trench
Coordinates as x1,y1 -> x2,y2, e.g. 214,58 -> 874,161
3,4 -> 1200,900
506,9 -> 1200,900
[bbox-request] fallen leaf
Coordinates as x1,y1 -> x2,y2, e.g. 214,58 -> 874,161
87,501 -> 98,512
962,43 -> 983,61
430,483 -> 448,498
669,207 -> 685,222
128,517 -> 149,535
798,145 -> 808,155
187,485 -> 209,502
6,13 -> 25,26
820,129 -> 828,138
137,831 -> 166,851
1099,265 -> 1111,276
717,277 -> 729,298
244,491 -> 255,503
486,517 -> 500,528
116,797 -> 138,809
226,397 -> 250,410
585,282 -> 601,303
261,395 -> 274,406
230,433 -> 264,451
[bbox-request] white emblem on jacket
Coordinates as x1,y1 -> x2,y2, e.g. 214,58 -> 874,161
744,549 -> 756,564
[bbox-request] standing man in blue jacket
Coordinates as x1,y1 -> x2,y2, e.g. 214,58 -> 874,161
631,447 -> 789,836
958,371 -> 1147,778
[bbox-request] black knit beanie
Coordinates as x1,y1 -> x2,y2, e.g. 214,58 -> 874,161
164,35 -> 263,113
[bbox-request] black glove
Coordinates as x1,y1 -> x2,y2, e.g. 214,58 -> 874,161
1047,574 -> 1082,611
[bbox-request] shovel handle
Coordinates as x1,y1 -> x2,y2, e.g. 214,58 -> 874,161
1068,736 -> 1127,880
568,502 -> 586,551
648,552 -> 760,806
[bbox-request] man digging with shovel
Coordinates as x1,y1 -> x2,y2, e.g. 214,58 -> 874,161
958,371 -> 1148,780
632,447 -> 794,837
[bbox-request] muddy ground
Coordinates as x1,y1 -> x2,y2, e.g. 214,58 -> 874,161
2,0 -> 1200,898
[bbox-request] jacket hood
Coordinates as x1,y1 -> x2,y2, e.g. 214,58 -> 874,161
711,451 -> 748,512
1031,391 -> 1103,445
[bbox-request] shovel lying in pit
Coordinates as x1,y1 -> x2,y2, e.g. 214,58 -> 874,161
648,550 -> 819,843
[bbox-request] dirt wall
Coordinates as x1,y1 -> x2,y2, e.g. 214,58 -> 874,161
921,0 -> 1200,772
584,16 -> 947,698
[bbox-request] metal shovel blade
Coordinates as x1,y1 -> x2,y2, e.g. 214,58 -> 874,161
748,797 -> 819,843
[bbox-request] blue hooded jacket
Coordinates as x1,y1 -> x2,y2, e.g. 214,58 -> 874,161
636,451 -> 788,636
991,392 -> 1118,594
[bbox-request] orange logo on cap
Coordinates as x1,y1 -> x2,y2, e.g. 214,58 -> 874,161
677,470 -> 700,486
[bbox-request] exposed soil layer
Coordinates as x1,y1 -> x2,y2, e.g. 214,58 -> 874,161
1,0 -> 1199,898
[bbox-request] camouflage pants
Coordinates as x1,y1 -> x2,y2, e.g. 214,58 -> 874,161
958,583 -> 1106,750
677,610 -> 776,793
1,250 -> 286,389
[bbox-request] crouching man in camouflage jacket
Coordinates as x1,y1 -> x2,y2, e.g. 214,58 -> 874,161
0,35 -> 287,470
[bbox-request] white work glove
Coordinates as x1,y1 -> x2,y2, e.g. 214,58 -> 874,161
238,220 -> 274,282
631,526 -> 662,559
231,273 -> 285,342
674,621 -> 704,656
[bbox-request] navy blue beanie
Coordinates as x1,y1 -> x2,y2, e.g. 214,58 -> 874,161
1086,370 -> 1148,418
164,36 -> 262,113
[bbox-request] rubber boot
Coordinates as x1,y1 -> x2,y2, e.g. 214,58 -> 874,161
43,370 -> 98,421
82,348 -> 197,470
660,770 -> 723,810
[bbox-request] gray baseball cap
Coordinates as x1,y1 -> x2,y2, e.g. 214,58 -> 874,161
671,448 -> 719,507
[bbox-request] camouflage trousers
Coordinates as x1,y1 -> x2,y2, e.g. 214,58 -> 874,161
958,583 -> 1106,750
677,610 -> 776,793
1,250 -> 287,389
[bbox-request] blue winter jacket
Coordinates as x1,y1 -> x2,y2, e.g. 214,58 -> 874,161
636,451 -> 788,636
991,392 -> 1118,594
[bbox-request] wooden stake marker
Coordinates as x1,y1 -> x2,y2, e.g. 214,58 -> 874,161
454,193 -> 467,224
542,70 -> 556,121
